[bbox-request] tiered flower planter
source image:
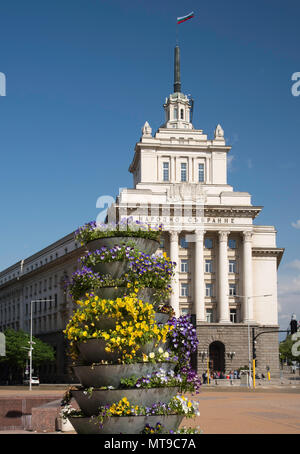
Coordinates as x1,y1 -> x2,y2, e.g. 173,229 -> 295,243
65,233 -> 187,434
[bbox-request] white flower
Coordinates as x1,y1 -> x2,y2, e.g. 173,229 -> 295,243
149,352 -> 155,359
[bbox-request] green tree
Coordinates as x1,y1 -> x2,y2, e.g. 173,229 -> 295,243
0,328 -> 55,381
279,334 -> 300,364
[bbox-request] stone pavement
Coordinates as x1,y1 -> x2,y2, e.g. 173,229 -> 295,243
0,385 -> 299,435
187,387 -> 300,434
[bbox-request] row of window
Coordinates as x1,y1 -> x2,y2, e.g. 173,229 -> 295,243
180,282 -> 237,297
25,294 -> 58,316
181,308 -> 238,323
180,259 -> 237,274
163,162 -> 205,183
179,237 -> 238,249
24,276 -> 59,298
25,313 -> 58,334
0,303 -> 20,322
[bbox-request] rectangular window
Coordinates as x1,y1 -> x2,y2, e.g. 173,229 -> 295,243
204,238 -> 213,249
174,107 -> 178,119
229,239 -> 237,249
181,307 -> 189,316
181,259 -> 188,273
229,260 -> 236,273
181,163 -> 187,182
159,238 -> 165,249
229,284 -> 237,296
198,163 -> 205,183
205,260 -> 213,273
205,283 -> 213,297
230,309 -> 237,323
181,283 -> 189,297
180,236 -> 188,248
206,309 -> 213,323
163,162 -> 169,182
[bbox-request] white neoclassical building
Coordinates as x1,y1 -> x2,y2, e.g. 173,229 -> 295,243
0,46 -> 284,381
111,46 -> 284,376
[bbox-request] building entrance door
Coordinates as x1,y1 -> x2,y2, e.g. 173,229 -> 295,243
209,341 -> 225,373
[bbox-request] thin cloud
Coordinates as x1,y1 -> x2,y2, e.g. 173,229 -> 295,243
292,220 -> 300,229
247,159 -> 253,169
227,155 -> 235,172
278,272 -> 300,329
284,259 -> 300,271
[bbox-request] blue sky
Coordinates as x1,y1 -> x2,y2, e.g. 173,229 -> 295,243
0,0 -> 299,336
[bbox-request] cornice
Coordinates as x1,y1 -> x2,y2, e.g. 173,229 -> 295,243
119,204 -> 262,219
252,247 -> 285,266
134,141 -> 231,152
0,246 -> 86,292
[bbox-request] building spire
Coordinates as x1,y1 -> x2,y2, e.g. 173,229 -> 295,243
174,45 -> 181,93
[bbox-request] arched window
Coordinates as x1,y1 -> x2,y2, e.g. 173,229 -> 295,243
180,108 -> 184,120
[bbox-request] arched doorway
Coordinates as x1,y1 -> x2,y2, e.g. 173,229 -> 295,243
209,341 -> 225,373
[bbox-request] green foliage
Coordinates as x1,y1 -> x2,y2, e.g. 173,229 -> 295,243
279,335 -> 300,363
0,328 -> 55,369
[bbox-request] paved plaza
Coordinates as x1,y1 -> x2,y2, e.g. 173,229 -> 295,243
0,385 -> 299,435
189,387 -> 300,434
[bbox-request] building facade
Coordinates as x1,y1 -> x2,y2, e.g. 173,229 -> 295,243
0,46 -> 284,382
0,233 -> 82,382
110,46 -> 284,377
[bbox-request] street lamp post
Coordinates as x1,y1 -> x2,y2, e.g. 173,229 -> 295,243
28,299 -> 55,391
233,294 -> 272,388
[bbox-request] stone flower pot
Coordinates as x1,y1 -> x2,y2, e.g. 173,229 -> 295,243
77,338 -> 167,364
94,287 -> 129,300
154,313 -> 169,324
93,286 -> 156,304
72,362 -> 176,388
91,260 -> 130,280
68,414 -> 184,435
86,237 -> 160,255
71,387 -> 180,416
92,315 -> 117,332
77,339 -> 120,363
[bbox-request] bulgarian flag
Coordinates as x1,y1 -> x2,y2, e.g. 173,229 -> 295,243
177,11 -> 194,24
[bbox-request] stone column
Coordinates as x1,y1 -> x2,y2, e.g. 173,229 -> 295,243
170,230 -> 180,317
242,231 -> 254,322
171,156 -> 176,182
194,229 -> 205,323
218,230 -> 230,323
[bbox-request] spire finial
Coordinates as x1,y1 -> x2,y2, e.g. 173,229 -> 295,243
174,45 -> 181,93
